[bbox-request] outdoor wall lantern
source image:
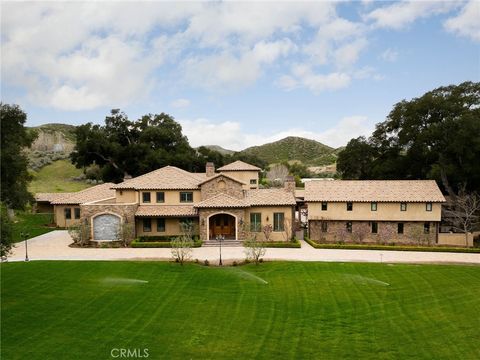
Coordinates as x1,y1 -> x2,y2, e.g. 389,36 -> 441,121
239,219 -> 243,226
266,216 -> 269,222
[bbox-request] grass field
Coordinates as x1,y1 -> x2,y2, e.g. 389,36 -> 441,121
11,212 -> 56,242
29,159 -> 91,193
1,261 -> 479,359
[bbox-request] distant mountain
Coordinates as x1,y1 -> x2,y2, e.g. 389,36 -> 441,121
238,136 -> 339,166
200,145 -> 235,156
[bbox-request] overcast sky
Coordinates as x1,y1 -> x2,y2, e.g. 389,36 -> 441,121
2,1 -> 479,150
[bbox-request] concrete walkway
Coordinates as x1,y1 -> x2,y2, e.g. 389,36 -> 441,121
6,230 -> 480,265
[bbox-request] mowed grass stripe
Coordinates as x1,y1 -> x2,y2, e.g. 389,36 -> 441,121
1,261 -> 479,360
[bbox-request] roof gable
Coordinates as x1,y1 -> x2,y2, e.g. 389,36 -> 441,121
194,193 -> 249,208
197,172 -> 246,186
217,160 -> 261,172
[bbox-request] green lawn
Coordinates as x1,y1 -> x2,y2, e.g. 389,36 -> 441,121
1,261 -> 479,359
29,159 -> 91,193
11,212 -> 56,242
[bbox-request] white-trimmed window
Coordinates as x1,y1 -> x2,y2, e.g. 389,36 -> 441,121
273,213 -> 285,231
250,213 -> 261,232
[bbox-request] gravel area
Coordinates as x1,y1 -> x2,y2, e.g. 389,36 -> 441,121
6,230 -> 480,265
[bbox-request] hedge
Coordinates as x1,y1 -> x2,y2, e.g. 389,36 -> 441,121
304,237 -> 480,253
137,235 -> 200,242
263,240 -> 301,248
131,240 -> 203,248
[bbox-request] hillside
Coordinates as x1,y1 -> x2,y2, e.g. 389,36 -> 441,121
239,136 -> 338,166
28,123 -> 76,152
200,145 -> 235,156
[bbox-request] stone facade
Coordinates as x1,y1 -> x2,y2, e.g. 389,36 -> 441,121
81,203 -> 138,240
198,208 -> 246,241
200,175 -> 244,200
309,220 -> 438,245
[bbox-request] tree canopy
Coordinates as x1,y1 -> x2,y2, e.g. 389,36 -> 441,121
71,110 -> 267,183
337,82 -> 480,194
0,103 -> 37,209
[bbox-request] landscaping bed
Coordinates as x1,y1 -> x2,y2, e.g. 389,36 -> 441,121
263,240 -> 301,248
131,239 -> 203,248
304,237 -> 480,253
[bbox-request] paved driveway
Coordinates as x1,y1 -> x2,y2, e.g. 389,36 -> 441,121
7,230 -> 480,264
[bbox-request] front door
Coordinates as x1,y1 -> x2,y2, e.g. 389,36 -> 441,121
210,214 -> 235,239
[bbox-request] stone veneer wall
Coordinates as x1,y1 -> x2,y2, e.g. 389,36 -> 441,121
309,220 -> 437,245
200,175 -> 244,200
198,208 -> 246,241
80,203 -> 138,240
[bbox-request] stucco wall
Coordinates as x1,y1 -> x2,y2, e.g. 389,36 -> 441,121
116,189 -> 137,203
221,170 -> 259,189
200,176 -> 244,200
135,218 -> 199,237
309,220 -> 438,245
246,206 -> 295,241
438,232 -> 473,247
54,205 -> 81,227
138,190 -> 201,205
308,202 -> 442,222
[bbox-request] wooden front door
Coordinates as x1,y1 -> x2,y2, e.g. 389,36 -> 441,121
210,214 -> 235,239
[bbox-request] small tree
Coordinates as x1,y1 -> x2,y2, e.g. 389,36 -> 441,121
171,221 -> 195,265
409,224 -> 430,246
68,222 -> 91,246
334,226 -> 348,244
444,190 -> 480,247
262,224 -> 273,242
115,221 -> 135,247
352,223 -> 370,244
244,234 -> 266,265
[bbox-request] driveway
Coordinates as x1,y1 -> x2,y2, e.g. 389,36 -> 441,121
7,230 -> 480,264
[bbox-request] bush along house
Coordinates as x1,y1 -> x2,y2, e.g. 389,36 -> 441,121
304,180 -> 446,245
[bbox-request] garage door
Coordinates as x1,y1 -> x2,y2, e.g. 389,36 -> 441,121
93,214 -> 120,240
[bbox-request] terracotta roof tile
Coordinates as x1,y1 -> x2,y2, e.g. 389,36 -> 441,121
112,166 -> 203,190
246,189 -> 297,206
35,193 -> 69,203
135,205 -> 198,217
217,160 -> 261,171
194,193 -> 249,208
51,183 -> 116,205
304,180 -> 446,203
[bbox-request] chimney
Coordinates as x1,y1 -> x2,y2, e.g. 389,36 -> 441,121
206,162 -> 215,177
284,176 -> 295,193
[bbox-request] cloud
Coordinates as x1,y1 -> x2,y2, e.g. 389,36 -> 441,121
365,1 -> 459,30
381,48 -> 398,62
444,1 -> 480,42
171,98 -> 191,109
278,64 -> 351,93
180,116 -> 373,150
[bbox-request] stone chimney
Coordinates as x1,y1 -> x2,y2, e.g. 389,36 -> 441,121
284,175 -> 296,193
206,162 -> 215,177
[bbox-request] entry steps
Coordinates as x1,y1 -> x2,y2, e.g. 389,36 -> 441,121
202,239 -> 243,247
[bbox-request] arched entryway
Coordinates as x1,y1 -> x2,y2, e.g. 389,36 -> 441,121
92,213 -> 121,241
208,213 -> 236,240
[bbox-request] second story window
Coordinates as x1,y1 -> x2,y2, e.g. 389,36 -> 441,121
400,202 -> 407,211
180,192 -> 193,203
426,202 -> 432,211
321,202 -> 328,211
156,192 -> 165,203
142,192 -> 151,203
371,202 -> 377,211
250,179 -> 257,184
347,202 -> 353,211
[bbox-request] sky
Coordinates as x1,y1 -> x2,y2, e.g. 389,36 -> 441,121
1,0 -> 479,150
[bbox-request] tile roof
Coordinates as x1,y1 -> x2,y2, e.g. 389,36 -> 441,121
217,160 -> 261,171
112,166 -> 203,190
304,180 -> 446,203
194,193 -> 250,208
197,172 -> 247,185
246,189 -> 297,206
35,193 -> 68,203
51,183 -> 116,205
135,205 -> 198,217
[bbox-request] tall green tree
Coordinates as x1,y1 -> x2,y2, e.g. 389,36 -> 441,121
0,103 -> 37,209
71,110 -> 201,182
337,82 -> 480,193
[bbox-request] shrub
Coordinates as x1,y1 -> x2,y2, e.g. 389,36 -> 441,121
204,259 -> 209,266
68,222 -> 90,246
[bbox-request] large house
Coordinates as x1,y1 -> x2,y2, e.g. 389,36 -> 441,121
37,161 -> 297,242
36,161 -> 447,245
304,180 -> 446,244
